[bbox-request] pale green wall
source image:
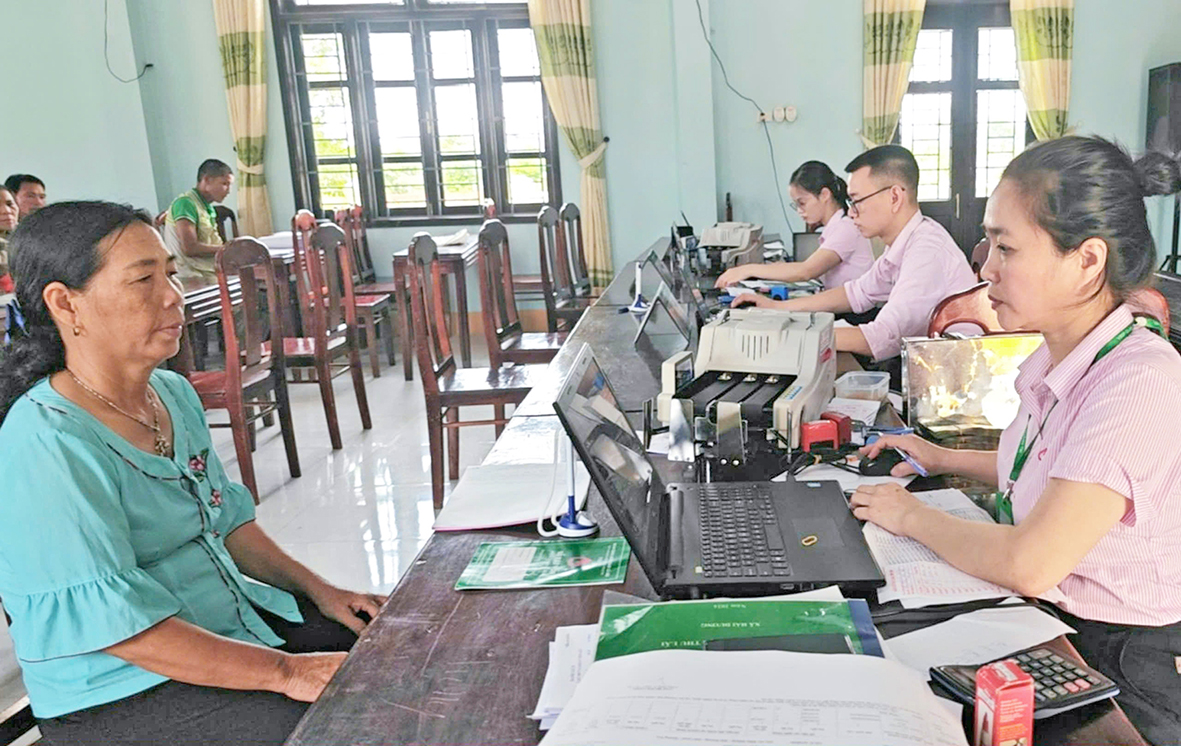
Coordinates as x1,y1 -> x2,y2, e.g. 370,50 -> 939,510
124,0 -> 297,224
0,0 -> 157,209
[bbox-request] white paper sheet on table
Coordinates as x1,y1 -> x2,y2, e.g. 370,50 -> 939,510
824,396 -> 883,425
834,319 -> 854,329
865,490 -> 1066,608
887,605 -> 1076,679
540,649 -> 969,746
724,285 -> 756,296
794,463 -> 914,492
433,228 -> 470,246
432,462 -> 590,531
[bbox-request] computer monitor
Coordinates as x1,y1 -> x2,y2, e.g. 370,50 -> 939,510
793,232 -> 822,262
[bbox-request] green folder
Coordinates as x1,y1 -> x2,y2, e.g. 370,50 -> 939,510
455,537 -> 631,590
595,597 -> 880,660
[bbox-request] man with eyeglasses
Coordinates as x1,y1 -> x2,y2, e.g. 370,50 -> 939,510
734,144 -> 975,380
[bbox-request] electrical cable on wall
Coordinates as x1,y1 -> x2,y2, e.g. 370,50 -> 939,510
104,0 -> 153,83
694,0 -> 797,233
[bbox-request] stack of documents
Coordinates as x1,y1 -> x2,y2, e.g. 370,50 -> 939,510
539,649 -> 969,746
530,624 -> 598,731
864,489 -> 1064,608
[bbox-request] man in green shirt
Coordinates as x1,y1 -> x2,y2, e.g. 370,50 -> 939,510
164,159 -> 234,281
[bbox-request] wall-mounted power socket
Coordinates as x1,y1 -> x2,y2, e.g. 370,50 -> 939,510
756,111 -> 770,123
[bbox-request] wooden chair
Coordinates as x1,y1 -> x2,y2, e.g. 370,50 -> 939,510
970,238 -> 990,277
927,282 -> 1002,337
538,206 -> 593,333
334,208 -> 397,377
341,206 -> 400,296
558,202 -> 596,299
214,205 -> 239,242
184,238 -> 301,503
477,219 -> 565,369
407,232 -> 549,508
285,214 -> 373,450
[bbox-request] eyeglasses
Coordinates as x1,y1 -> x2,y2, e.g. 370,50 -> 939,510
847,185 -> 897,216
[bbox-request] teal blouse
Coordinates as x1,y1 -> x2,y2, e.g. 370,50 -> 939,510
0,370 -> 301,718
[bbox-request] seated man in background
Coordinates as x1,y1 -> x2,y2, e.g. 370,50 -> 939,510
164,159 -> 234,282
3,174 -> 47,220
735,145 -> 976,382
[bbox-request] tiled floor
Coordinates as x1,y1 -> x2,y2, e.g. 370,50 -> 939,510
207,337 -> 502,597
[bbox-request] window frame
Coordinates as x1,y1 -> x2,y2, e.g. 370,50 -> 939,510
270,0 -> 563,226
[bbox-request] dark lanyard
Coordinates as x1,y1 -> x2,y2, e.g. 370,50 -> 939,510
997,316 -> 1164,523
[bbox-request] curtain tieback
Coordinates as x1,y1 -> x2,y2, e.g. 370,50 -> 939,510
236,162 -> 265,175
578,139 -> 608,170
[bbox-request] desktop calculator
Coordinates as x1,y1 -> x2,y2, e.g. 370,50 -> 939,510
930,645 -> 1120,719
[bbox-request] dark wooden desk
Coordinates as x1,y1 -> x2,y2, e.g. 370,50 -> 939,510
288,242 -> 1146,746
392,238 -> 479,380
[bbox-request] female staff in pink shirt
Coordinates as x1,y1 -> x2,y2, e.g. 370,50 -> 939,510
853,136 -> 1181,746
715,161 -> 874,291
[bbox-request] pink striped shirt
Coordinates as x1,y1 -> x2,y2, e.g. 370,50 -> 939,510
817,210 -> 875,290
844,210 -> 977,360
997,304 -> 1181,625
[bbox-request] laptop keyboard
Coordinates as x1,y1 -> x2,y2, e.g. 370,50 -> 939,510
697,484 -> 791,579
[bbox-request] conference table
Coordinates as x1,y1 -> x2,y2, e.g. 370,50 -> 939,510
285,241 -> 1146,746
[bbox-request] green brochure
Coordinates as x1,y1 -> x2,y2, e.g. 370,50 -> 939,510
455,537 -> 631,590
595,598 -> 880,661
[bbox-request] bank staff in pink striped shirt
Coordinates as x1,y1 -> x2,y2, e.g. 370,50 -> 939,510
852,136 -> 1181,746
733,145 -> 977,365
715,161 -> 875,297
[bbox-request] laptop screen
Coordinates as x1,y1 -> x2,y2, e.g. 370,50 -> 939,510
553,345 -> 665,582
634,281 -> 694,360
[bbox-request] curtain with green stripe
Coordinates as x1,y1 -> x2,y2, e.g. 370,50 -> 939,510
1011,0 -> 1073,140
862,0 -> 926,147
527,0 -> 612,290
212,0 -> 273,236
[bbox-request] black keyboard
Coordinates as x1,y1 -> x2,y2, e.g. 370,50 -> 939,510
930,645 -> 1120,719
697,484 -> 790,579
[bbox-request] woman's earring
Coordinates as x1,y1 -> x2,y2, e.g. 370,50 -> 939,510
72,327 -> 81,336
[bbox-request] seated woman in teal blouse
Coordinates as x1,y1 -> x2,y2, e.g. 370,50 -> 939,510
0,202 -> 385,745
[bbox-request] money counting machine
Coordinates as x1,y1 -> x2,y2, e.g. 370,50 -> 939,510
655,308 -> 836,481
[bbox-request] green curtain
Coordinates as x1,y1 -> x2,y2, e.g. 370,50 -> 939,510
1011,0 -> 1073,140
862,0 -> 926,147
211,0 -> 273,235
527,0 -> 612,290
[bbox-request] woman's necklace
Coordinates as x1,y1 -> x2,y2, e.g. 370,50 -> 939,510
66,370 -> 171,457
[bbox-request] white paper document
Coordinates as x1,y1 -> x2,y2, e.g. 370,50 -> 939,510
531,624 -> 599,729
865,490 -> 1019,608
888,605 -> 1076,679
433,228 -> 470,246
433,462 -> 590,531
824,397 -> 883,425
540,649 -> 968,746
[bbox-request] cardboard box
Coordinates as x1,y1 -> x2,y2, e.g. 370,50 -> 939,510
974,660 -> 1034,746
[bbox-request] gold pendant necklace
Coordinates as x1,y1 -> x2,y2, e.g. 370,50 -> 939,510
66,370 -> 171,457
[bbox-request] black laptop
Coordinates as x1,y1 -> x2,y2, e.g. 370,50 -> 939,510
552,344 -> 885,600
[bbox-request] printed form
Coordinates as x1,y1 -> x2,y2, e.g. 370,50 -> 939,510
540,649 -> 968,746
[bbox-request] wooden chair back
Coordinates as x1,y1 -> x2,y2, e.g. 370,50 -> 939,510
292,214 -> 357,345
214,205 -> 239,242
538,205 -> 573,332
927,282 -> 1002,337
407,232 -> 456,394
214,238 -> 286,391
970,238 -> 990,277
336,205 -> 377,285
558,202 -> 592,296
1128,287 -> 1171,336
476,219 -> 522,368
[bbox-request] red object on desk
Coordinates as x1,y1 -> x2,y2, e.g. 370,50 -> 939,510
0,274 -> 12,294
975,660 -> 1034,746
820,411 -> 853,445
801,420 -> 839,452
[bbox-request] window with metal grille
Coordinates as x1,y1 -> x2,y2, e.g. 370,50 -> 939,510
272,0 -> 561,225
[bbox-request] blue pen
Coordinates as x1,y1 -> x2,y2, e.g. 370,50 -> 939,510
866,434 -> 928,477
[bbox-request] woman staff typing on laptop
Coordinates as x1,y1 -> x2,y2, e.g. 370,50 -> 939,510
851,136 -> 1181,746
715,161 -> 874,293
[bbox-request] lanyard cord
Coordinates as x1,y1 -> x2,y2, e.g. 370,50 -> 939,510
1003,316 -> 1165,505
